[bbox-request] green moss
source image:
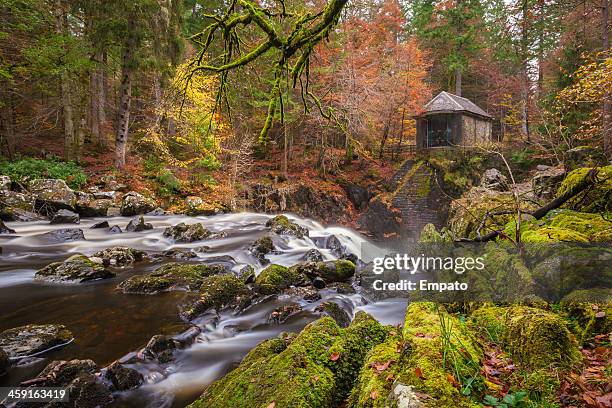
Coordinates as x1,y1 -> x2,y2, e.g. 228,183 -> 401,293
556,166 -> 612,213
333,260 -> 356,281
470,305 -> 580,370
199,274 -> 249,310
560,288 -> 612,344
189,313 -> 387,408
255,264 -> 306,295
266,215 -> 308,238
118,263 -> 226,294
522,227 -> 590,243
419,223 -> 453,243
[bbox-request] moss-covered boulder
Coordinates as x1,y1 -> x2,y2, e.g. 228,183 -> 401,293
448,187 -> 537,239
188,312 -> 386,408
254,264 -> 308,295
314,301 -> 351,328
0,324 -> 73,358
503,209 -> 612,243
118,262 -> 228,294
470,305 -> 579,370
180,274 -> 250,320
249,235 -> 274,264
560,288 -> 612,344
350,302 -> 481,408
293,260 -> 356,285
163,222 -> 213,242
92,247 -> 147,267
35,254 -> 114,283
266,215 -> 309,238
556,166 -> 612,213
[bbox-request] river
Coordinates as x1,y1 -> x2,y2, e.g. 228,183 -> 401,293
0,213 -> 407,407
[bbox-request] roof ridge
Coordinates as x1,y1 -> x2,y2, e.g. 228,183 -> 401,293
441,91 -> 464,109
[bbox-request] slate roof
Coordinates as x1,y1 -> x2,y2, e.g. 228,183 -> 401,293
420,91 -> 493,119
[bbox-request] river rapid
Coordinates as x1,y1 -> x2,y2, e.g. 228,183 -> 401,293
0,213 -> 407,407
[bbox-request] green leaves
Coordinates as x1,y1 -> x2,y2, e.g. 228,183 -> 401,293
484,391 -> 529,408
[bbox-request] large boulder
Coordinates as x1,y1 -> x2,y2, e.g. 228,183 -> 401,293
117,262 -> 229,294
480,168 -> 508,191
556,166 -> 612,213
91,247 -> 146,267
180,274 -> 250,320
105,362 -> 143,391
39,228 -> 85,242
163,222 -> 213,242
470,305 -> 579,370
293,260 -> 356,285
266,215 -> 308,238
357,196 -> 404,240
0,175 -> 10,191
29,179 -> 76,214
20,359 -> 113,407
36,254 -> 114,283
339,181 -> 371,211
0,324 -> 73,358
50,209 -> 80,224
564,146 -> 608,171
125,216 -> 153,232
254,264 -> 308,295
248,235 -> 274,264
75,192 -> 114,217
532,165 -> 566,199
187,312 -> 387,408
120,191 -> 156,216
0,190 -> 38,221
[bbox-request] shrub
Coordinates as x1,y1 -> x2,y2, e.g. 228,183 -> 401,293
0,158 -> 86,189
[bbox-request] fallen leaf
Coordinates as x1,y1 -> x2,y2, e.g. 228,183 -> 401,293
371,360 -> 393,372
267,403 -> 276,408
595,311 -> 606,318
447,374 -> 459,387
386,373 -> 395,382
370,390 -> 379,400
414,367 -> 424,379
330,352 -> 340,361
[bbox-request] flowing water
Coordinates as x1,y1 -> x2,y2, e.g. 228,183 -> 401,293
0,213 -> 406,407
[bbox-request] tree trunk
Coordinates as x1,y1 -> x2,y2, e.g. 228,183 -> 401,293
455,68 -> 462,96
55,0 -> 76,160
0,88 -> 16,160
603,0 -> 611,158
115,18 -> 137,170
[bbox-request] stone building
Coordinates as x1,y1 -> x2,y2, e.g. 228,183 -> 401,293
414,92 -> 494,149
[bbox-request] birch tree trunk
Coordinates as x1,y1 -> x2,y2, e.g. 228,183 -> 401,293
115,18 -> 137,169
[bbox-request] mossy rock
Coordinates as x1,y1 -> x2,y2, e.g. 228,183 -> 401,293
0,324 -> 73,358
470,305 -> 580,370
163,222 -> 213,243
188,312 -> 386,408
180,274 -> 250,320
293,260 -> 356,284
255,264 -> 307,295
419,223 -> 453,243
560,288 -> 612,344
556,166 -> 612,213
266,215 -> 309,238
35,254 -> 114,283
315,301 -> 351,328
118,263 -> 228,294
503,209 -> 612,243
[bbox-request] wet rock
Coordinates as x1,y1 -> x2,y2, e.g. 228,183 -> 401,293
105,362 -> 143,391
125,216 -> 153,232
266,215 -> 308,238
40,228 -> 85,242
75,192 -> 114,217
90,220 -> 109,229
340,181 -> 371,211
163,222 -> 212,242
147,207 -> 166,216
254,264 -> 308,295
143,335 -> 177,363
108,225 -> 122,234
0,324 -> 73,358
106,206 -> 121,217
180,274 -> 250,320
293,260 -> 356,283
36,254 -> 114,283
50,208 -> 80,224
28,179 -> 76,215
161,248 -> 198,260
302,248 -> 323,262
0,347 -> 9,376
312,277 -> 326,289
532,165 -> 566,199
315,301 -> 350,328
0,219 -> 15,234
480,168 -> 508,191
248,235 -> 274,264
92,191 -> 117,200
237,265 -> 256,283
332,282 -> 356,294
21,359 -> 114,408
0,190 -> 38,221
268,304 -> 302,324
120,191 -> 156,216
118,262 -> 229,294
92,247 -> 146,267
357,196 -> 404,240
